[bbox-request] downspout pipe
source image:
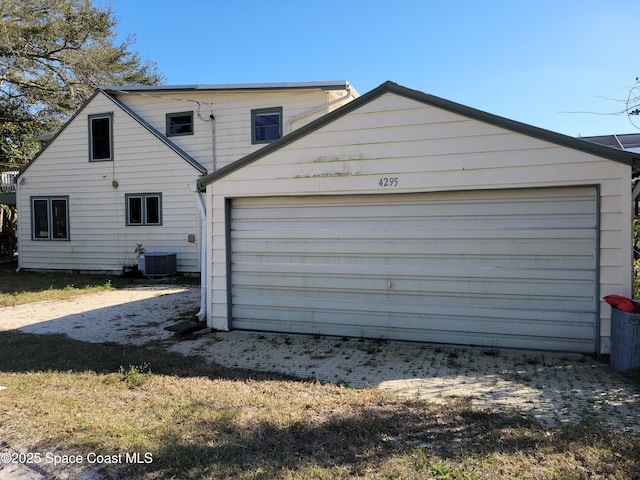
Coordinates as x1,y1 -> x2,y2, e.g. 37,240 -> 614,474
190,113 -> 215,322
15,181 -> 21,272
190,183 -> 207,322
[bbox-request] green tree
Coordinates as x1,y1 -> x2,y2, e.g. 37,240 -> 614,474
0,0 -> 163,169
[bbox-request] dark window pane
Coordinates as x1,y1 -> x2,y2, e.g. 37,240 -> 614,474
33,199 -> 49,239
91,117 -> 111,160
254,112 -> 281,142
51,199 -> 68,239
168,114 -> 193,135
146,196 -> 160,224
129,197 -> 142,224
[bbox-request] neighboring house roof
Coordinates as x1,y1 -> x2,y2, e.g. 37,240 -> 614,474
580,133 -> 640,153
101,81 -> 355,94
17,88 -> 208,179
198,81 -> 640,189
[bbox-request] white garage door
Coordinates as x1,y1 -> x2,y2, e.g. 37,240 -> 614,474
229,187 -> 598,352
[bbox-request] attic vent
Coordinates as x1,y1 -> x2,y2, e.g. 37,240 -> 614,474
140,252 -> 177,277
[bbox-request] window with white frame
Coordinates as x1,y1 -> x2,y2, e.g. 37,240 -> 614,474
89,113 -> 113,161
126,193 -> 162,226
31,196 -> 69,240
251,107 -> 282,144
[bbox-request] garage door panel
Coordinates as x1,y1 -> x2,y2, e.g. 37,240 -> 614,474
232,261 -> 596,282
232,306 -> 595,343
233,218 -> 596,235
236,295 -> 593,324
234,285 -> 594,319
233,252 -> 595,272
231,231 -> 593,248
232,197 -> 595,220
232,238 -> 596,257
230,187 -> 598,352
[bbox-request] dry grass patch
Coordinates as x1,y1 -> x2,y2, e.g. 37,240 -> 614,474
0,331 -> 639,479
0,260 -> 199,307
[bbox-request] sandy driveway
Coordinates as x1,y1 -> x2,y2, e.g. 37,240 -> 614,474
0,285 -> 199,344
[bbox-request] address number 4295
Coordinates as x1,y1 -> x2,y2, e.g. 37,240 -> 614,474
378,177 -> 399,187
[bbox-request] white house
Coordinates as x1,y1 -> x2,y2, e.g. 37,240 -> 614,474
197,81 -> 640,354
15,81 -> 357,274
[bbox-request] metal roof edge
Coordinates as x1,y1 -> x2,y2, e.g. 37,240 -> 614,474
102,81 -> 351,94
385,82 -> 640,168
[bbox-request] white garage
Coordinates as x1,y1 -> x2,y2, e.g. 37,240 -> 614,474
199,82 -> 638,353
229,187 -> 598,351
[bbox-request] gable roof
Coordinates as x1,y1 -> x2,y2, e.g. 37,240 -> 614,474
197,81 -> 640,189
17,89 -> 207,179
104,91 -> 207,174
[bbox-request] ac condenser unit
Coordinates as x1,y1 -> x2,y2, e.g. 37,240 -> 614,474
139,252 -> 177,277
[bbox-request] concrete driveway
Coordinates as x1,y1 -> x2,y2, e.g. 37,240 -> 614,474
1,285 -> 639,433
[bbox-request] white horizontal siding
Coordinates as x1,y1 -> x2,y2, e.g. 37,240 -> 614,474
208,92 -> 632,353
19,92 -> 202,273
115,89 -> 353,171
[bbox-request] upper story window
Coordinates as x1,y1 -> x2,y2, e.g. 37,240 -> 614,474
31,196 -> 69,240
166,111 -> 194,137
251,107 -> 282,144
89,113 -> 113,161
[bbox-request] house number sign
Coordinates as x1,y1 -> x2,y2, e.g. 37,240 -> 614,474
378,177 -> 399,187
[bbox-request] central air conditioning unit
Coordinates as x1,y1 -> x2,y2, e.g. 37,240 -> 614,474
138,252 -> 177,277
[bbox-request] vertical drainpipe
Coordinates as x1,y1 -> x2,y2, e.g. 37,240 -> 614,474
190,113 -> 215,322
190,183 -> 207,321
14,181 -> 21,272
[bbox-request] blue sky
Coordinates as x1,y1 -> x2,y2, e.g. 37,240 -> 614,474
102,0 -> 639,137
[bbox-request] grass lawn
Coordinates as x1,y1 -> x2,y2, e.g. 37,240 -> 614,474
0,332 -> 639,480
0,260 -> 198,307
1,266 -> 639,479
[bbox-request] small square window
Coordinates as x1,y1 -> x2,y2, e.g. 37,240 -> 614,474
166,112 -> 194,136
252,107 -> 282,144
126,193 -> 162,226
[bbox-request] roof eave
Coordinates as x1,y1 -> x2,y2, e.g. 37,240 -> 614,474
102,81 -> 352,94
385,82 -> 640,169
